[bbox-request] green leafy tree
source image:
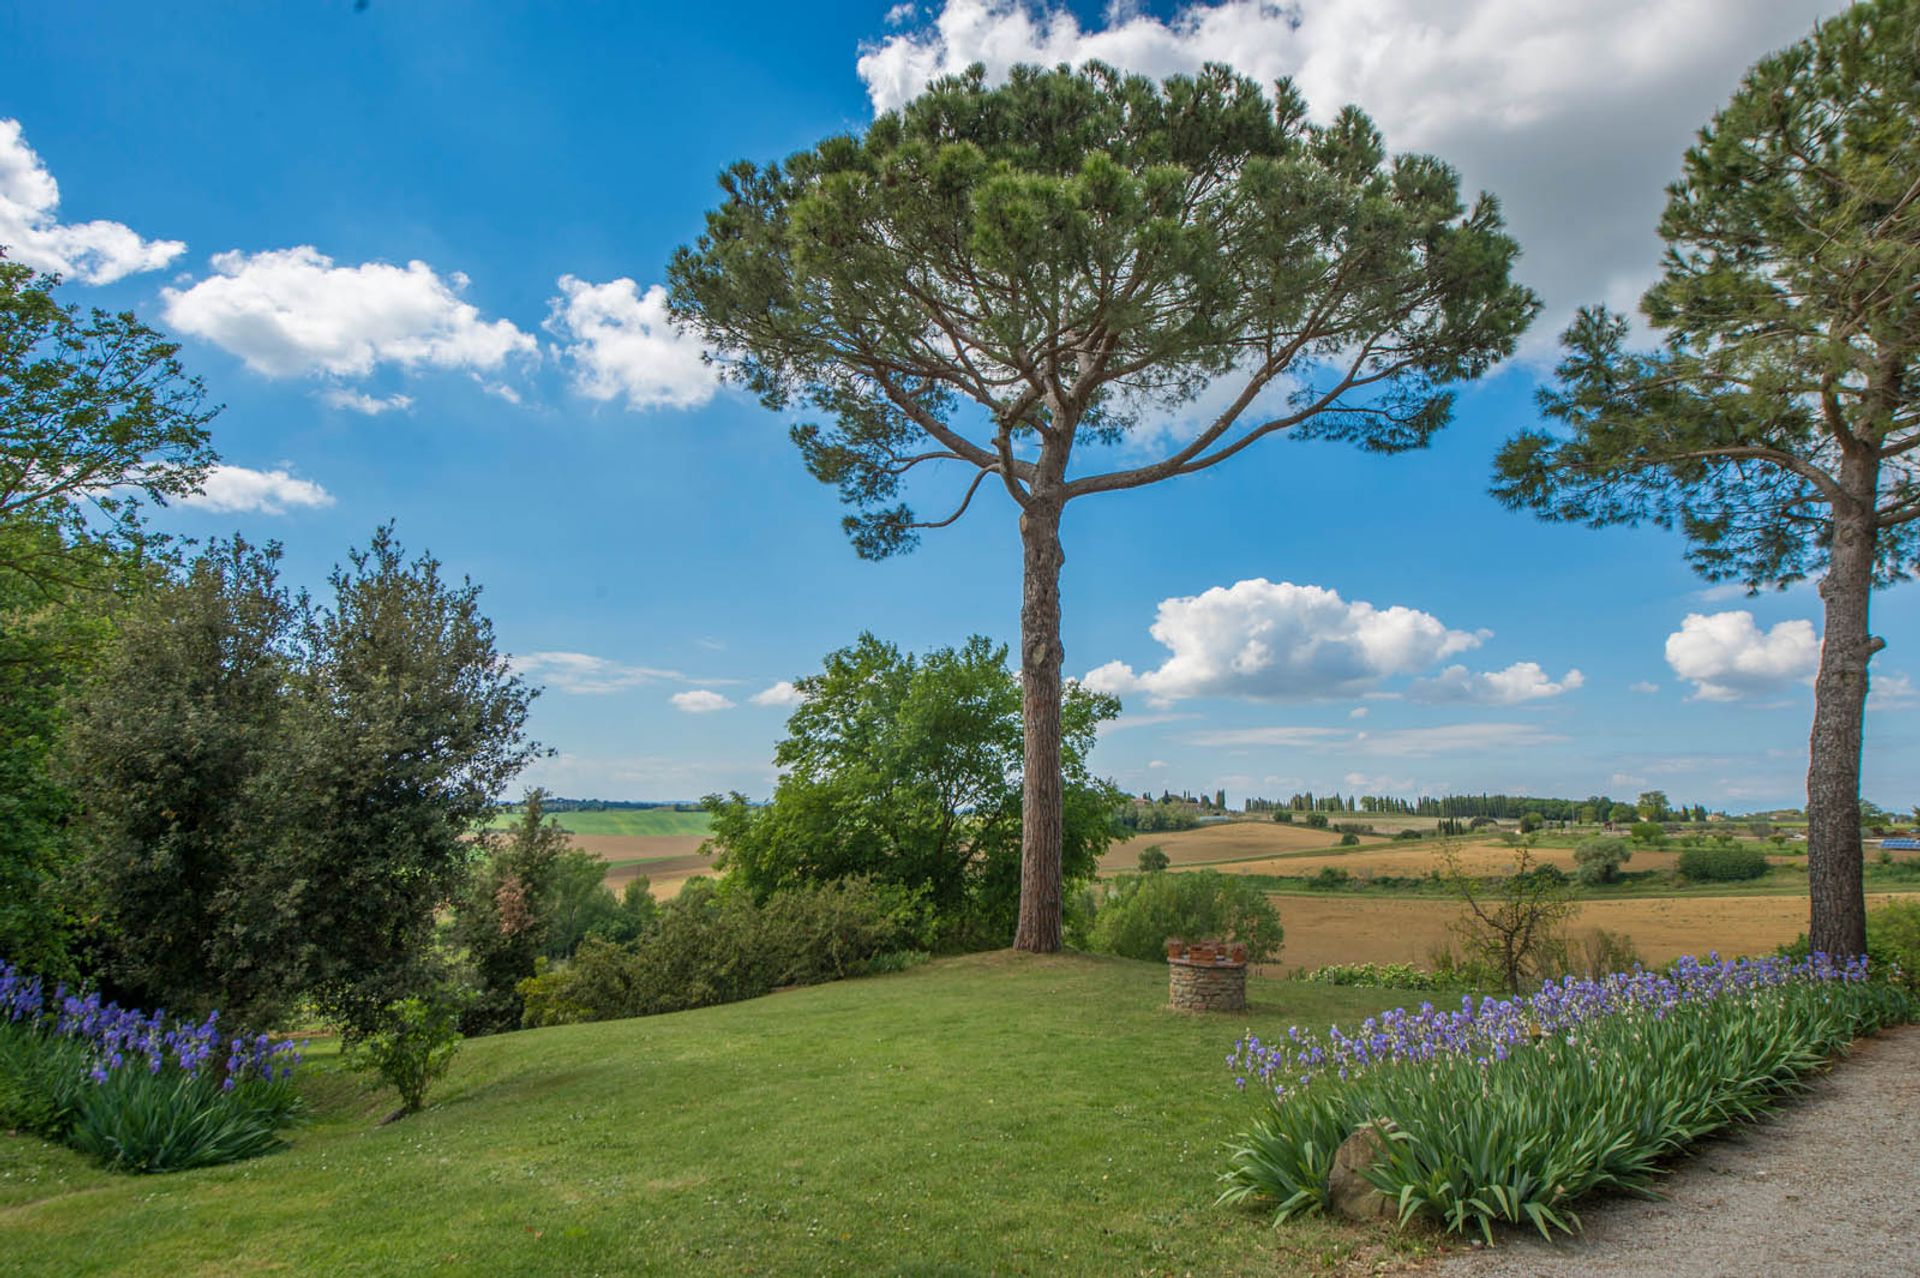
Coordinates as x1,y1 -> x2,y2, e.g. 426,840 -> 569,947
704,633 -> 1124,947
0,256 -> 217,591
1137,844 -> 1170,873
447,789 -> 575,1034
64,537 -> 300,1020
1493,2 -> 1920,956
1573,837 -> 1633,886
1635,791 -> 1670,823
65,529 -> 540,1030
275,527 -> 544,1032
670,63 -> 1537,950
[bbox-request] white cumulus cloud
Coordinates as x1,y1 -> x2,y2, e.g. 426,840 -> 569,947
1408,661 -> 1583,705
1083,579 -> 1484,703
750,680 -> 806,707
670,689 -> 736,714
178,465 -> 334,515
0,119 -> 184,284
546,275 -> 717,411
161,247 -> 535,378
1664,611 -> 1819,701
856,0 -> 1844,345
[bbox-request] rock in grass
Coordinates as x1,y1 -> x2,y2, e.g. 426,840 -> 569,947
1328,1120 -> 1398,1221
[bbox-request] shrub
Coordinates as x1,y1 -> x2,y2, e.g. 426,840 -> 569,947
1221,955 -> 1913,1240
1628,821 -> 1669,847
1337,832 -> 1359,847
1087,871 -> 1282,963
1572,837 -> 1632,886
1868,901 -> 1920,991
1301,812 -> 1329,829
1678,842 -> 1769,882
345,994 -> 463,1118
1468,816 -> 1496,829
1393,828 -> 1424,841
0,961 -> 301,1172
1272,810 -> 1293,824
1332,822 -> 1374,836
516,877 -> 927,1029
1518,812 -> 1544,833
1309,866 -> 1352,890
1137,845 -> 1170,873
1298,963 -> 1469,992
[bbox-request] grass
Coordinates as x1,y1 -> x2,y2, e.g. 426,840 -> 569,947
0,953 -> 1427,1277
485,807 -> 713,837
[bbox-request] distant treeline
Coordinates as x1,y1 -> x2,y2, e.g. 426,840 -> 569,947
1244,792 -> 1709,823
502,798 -> 702,813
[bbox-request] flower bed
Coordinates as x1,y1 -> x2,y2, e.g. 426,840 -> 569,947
1219,954 -> 1915,1240
0,960 -> 302,1173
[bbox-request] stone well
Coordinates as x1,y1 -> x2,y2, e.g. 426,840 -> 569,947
1166,938 -> 1248,1012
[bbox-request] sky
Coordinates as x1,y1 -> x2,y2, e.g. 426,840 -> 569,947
4,0 -> 1913,813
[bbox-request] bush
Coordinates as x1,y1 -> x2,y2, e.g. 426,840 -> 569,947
1868,901 -> 1920,991
1087,871 -> 1282,963
1298,963 -> 1469,992
1678,842 -> 1769,882
1272,810 -> 1293,824
1309,866 -> 1352,890
1137,845 -> 1170,873
1301,812 -> 1329,829
1393,828 -> 1424,841
1337,832 -> 1359,847
516,877 -> 927,1029
1628,821 -> 1669,847
345,994 -> 464,1118
1221,955 -> 1913,1240
1518,812 -> 1544,833
1572,837 -> 1632,886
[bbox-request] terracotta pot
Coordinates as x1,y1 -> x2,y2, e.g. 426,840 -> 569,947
1229,943 -> 1248,964
1165,938 -> 1185,960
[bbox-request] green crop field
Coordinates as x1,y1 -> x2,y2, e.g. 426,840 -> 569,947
1,954 -> 1426,1276
483,807 -> 713,837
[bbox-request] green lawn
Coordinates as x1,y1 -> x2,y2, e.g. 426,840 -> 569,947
484,807 -> 714,837
0,953 -> 1427,1276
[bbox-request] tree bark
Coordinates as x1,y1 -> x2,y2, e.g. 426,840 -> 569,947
1806,487 -> 1879,958
1013,499 -> 1066,953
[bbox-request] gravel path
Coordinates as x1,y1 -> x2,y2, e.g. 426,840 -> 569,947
1431,1025 -> 1920,1278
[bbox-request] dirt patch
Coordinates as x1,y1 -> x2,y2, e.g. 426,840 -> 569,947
1261,891 -> 1920,972
1430,1025 -> 1920,1277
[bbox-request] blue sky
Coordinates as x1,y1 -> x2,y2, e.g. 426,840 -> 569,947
5,0 -> 1912,812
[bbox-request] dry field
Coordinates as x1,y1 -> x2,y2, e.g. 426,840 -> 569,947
564,832 -> 715,899
1261,890 -> 1920,973
1099,820 -> 1341,871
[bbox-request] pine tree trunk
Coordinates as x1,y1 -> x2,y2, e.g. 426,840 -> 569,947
1013,499 -> 1065,953
1806,498 -> 1879,958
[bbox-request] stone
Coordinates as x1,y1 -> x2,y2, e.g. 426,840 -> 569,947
1327,1120 -> 1399,1222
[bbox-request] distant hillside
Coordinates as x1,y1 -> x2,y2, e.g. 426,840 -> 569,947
484,807 -> 713,837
